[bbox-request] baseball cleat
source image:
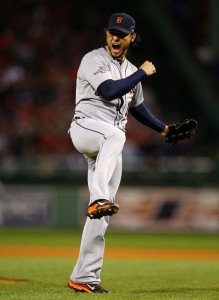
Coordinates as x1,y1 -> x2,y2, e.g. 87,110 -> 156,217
68,279 -> 109,293
87,200 -> 119,219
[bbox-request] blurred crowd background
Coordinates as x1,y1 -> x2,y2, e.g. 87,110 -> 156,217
0,0 -> 219,181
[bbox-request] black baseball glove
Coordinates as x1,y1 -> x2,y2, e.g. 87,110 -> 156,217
165,119 -> 198,144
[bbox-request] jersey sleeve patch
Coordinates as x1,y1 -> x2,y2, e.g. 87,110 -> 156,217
93,66 -> 110,75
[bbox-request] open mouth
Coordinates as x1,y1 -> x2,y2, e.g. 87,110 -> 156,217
112,43 -> 120,51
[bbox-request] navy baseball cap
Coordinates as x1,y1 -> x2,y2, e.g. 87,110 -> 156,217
107,13 -> 135,34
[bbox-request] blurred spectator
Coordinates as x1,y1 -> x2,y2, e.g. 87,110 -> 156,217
0,0 -> 217,174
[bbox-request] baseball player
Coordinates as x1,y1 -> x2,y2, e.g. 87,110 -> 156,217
68,12 -> 169,294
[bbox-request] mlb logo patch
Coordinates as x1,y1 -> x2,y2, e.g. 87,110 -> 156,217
93,66 -> 110,75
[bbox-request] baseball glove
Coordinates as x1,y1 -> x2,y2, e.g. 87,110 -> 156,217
165,119 -> 198,144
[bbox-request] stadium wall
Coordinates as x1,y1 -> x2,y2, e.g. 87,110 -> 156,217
0,183 -> 218,232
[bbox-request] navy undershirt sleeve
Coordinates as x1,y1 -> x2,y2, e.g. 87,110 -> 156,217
129,102 -> 166,133
97,69 -> 146,100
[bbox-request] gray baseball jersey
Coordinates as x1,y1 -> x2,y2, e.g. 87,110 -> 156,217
74,47 -> 144,131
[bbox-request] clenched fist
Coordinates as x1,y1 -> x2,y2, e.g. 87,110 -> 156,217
139,61 -> 156,76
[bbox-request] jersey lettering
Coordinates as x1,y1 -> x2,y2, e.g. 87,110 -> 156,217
129,87 -> 136,94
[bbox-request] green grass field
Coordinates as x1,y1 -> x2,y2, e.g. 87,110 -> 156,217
0,229 -> 219,300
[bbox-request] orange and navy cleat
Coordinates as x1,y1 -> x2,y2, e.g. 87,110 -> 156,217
68,279 -> 109,293
87,200 -> 119,219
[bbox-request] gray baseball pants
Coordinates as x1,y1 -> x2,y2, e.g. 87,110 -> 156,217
69,117 -> 125,283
